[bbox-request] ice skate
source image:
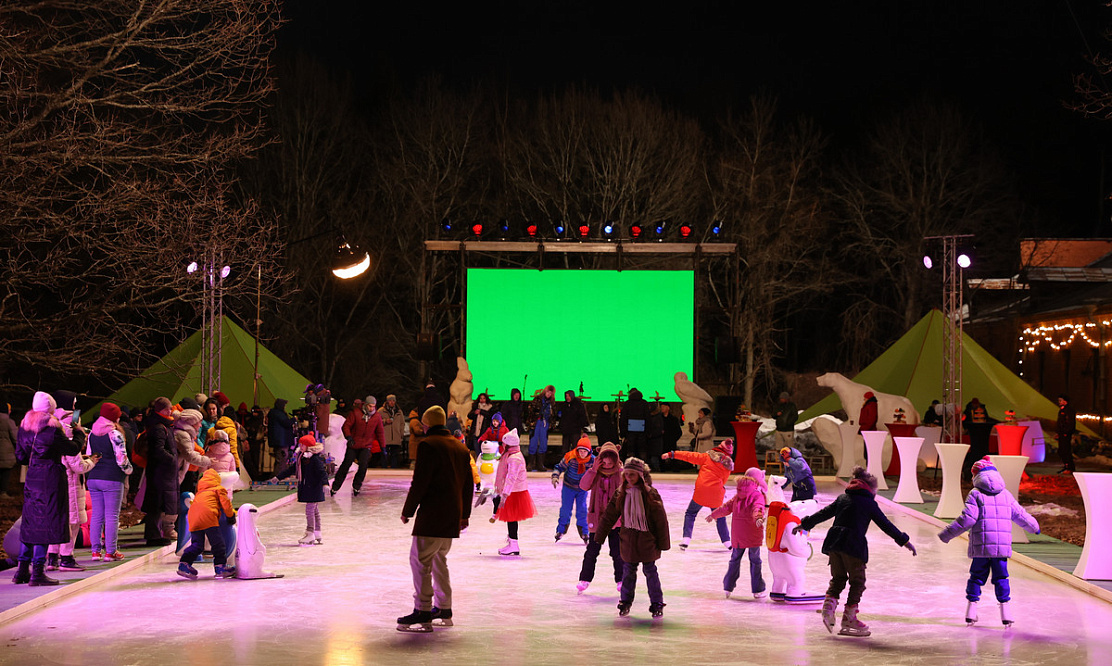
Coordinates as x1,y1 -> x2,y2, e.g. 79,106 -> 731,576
577,580 -> 590,595
176,563 -> 198,580
617,601 -> 631,617
554,530 -> 564,543
578,526 -> 589,543
649,602 -> 666,618
474,489 -> 490,507
965,600 -> 978,626
396,609 -> 433,633
430,607 -> 453,627
214,564 -> 236,579
724,590 -> 732,599
679,536 -> 690,552
838,604 -> 871,637
498,538 -> 520,556
754,590 -> 768,599
999,602 -> 1014,627
821,596 -> 838,633
313,531 -> 323,545
297,531 -> 315,546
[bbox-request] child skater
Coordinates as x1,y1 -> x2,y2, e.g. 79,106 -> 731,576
938,457 -> 1040,627
551,435 -> 594,543
779,447 -> 816,501
596,457 -> 670,618
275,434 -> 328,545
797,466 -> 917,637
709,467 -> 768,599
491,428 -> 535,556
177,468 -> 237,579
661,439 -> 734,550
576,441 -> 624,594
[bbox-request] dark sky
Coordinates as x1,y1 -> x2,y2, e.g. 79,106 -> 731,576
280,0 -> 1112,235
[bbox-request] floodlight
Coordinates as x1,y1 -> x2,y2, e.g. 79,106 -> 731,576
220,265 -> 231,279
187,261 -> 198,274
923,255 -> 933,270
332,239 -> 371,279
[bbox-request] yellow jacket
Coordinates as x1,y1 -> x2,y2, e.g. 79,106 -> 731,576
188,469 -> 235,531
210,415 -> 242,471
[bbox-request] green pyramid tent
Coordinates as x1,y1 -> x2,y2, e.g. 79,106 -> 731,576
799,309 -> 1093,435
96,316 -> 314,413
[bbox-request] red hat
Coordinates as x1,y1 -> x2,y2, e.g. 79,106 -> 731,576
213,391 -> 231,407
100,402 -> 122,422
298,434 -> 317,449
714,439 -> 734,457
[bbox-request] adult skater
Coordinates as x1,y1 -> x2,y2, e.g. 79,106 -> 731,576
526,386 -> 556,471
500,388 -> 526,435
662,440 -> 734,550
332,397 -> 384,497
397,406 -> 474,633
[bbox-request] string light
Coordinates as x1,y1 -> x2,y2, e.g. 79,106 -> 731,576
1078,413 -> 1112,423
1019,321 -> 1112,352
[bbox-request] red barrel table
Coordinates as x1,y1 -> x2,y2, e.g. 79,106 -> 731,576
729,420 -> 761,472
994,424 -> 1028,456
884,423 -> 919,477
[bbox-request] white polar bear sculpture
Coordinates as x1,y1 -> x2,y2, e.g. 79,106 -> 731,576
816,372 -> 919,469
674,371 -> 713,450
764,475 -> 823,604
235,503 -> 283,580
448,356 -> 474,430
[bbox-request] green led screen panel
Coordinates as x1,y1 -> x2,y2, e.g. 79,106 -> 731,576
465,269 -> 693,402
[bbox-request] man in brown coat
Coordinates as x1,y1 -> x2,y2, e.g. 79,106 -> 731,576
397,406 -> 474,632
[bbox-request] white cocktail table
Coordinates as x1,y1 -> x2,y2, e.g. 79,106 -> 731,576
837,420 -> 860,478
1074,472 -> 1112,580
934,443 -> 970,519
892,437 -> 924,503
862,430 -> 889,491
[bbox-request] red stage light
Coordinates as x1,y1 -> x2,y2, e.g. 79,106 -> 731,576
680,224 -> 692,239
527,224 -> 537,237
631,224 -> 643,239
471,223 -> 483,237
578,224 -> 589,238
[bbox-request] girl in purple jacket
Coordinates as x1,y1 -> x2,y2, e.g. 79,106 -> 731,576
938,457 -> 1040,627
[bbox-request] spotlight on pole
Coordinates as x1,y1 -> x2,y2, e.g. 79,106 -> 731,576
630,223 -> 643,240
440,219 -> 453,236
710,221 -> 722,239
332,239 -> 371,280
578,223 -> 590,239
679,223 -> 692,240
922,255 -> 934,270
957,252 -> 972,269
602,222 -> 615,241
471,222 -> 483,239
554,221 -> 566,238
526,222 -> 538,238
654,221 -> 666,241
498,219 -> 510,239
187,261 -> 198,274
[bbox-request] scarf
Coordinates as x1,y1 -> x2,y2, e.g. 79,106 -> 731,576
623,485 -> 649,531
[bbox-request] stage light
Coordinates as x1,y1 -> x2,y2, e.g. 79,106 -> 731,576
332,239 -> 370,279
922,255 -> 933,270
654,221 -> 666,240
631,223 -> 643,239
440,219 -> 453,235
554,221 -> 566,237
957,253 -> 971,269
471,222 -> 483,238
527,223 -> 538,238
679,223 -> 692,239
498,219 -> 510,239
220,265 -> 231,279
186,261 -> 198,274
578,223 -> 590,239
710,221 -> 722,238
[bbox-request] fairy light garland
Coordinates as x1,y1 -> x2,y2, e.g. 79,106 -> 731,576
1016,321 -> 1112,378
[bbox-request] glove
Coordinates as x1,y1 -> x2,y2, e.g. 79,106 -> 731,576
475,482 -> 481,492
792,525 -> 804,535
937,531 -> 950,543
551,476 -> 559,489
904,541 -> 917,556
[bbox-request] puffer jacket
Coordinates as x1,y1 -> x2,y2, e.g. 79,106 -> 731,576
60,453 -> 96,523
187,469 -> 235,532
173,410 -> 211,482
710,474 -> 767,549
212,415 -> 242,470
781,448 -> 815,492
204,439 -> 236,473
16,411 -> 84,544
672,449 -> 734,508
494,449 -> 528,497
938,468 -> 1040,558
596,481 -> 670,563
581,442 -> 623,532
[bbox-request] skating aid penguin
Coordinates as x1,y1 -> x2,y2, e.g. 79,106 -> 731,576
765,474 -> 824,603
474,440 -> 500,506
234,503 -> 283,579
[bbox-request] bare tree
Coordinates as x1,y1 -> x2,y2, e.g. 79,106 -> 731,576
705,94 -> 835,405
0,0 -> 282,392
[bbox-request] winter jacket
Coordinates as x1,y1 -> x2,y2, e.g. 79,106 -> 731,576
479,423 -> 509,445
500,391 -> 525,433
558,397 -> 589,437
581,443 -> 623,532
469,402 -> 494,441
781,448 -> 815,493
691,415 -> 714,452
774,401 -> 798,432
268,401 -> 294,451
661,412 -> 682,452
672,449 -> 734,508
596,482 -> 670,563
417,385 -> 447,417
16,411 -> 83,544
60,453 -> 96,524
187,469 -> 235,531
799,486 -> 909,563
494,448 -> 529,497
198,416 -> 218,448
619,389 -> 651,437
172,410 -> 212,481
343,407 -> 385,452
1056,402 -> 1076,437
204,439 -> 236,473
277,443 -> 328,503
526,394 -> 554,433
380,404 -> 406,447
938,468 -> 1040,558
407,408 -> 423,461
211,415 -> 242,470
141,412 -> 178,516
595,406 -> 620,446
0,412 -> 17,469
710,475 -> 767,549
401,425 -> 473,538
86,417 -> 133,484
553,450 -> 594,489
858,396 -> 878,432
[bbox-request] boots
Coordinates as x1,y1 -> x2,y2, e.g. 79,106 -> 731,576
999,602 -> 1013,626
965,600 -> 978,625
313,531 -> 323,545
396,608 -> 433,633
46,553 -> 59,571
498,539 -> 520,556
821,596 -> 838,633
29,561 -> 60,587
576,580 -> 590,595
11,561 -> 30,585
578,526 -> 589,543
838,604 -> 871,637
679,536 -> 691,552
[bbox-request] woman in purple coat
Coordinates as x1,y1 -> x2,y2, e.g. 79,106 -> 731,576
12,392 -> 84,586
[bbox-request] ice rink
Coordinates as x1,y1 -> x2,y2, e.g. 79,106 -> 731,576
3,475 -> 1111,665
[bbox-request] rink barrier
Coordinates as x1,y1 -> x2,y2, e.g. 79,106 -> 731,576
866,480 -> 1112,606
0,491 -> 300,627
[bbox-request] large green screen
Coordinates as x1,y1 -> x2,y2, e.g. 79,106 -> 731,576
465,269 -> 693,402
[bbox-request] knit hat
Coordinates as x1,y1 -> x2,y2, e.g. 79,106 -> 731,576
849,466 -> 878,493
970,456 -> 996,477
864,391 -> 875,399
386,394 -> 396,401
100,402 -> 122,423
207,429 -> 230,444
422,405 -> 446,427
779,391 -> 790,400
502,428 -> 521,450
744,467 -> 767,491
365,395 -> 377,406
179,396 -> 200,412
298,434 -> 317,449
715,439 -> 734,457
32,391 -> 57,413
576,435 -> 592,454
623,457 -> 648,476
213,391 -> 231,407
491,411 -> 503,424
177,409 -> 203,426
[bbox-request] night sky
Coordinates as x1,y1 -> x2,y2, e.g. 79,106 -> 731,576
281,0 -> 1112,236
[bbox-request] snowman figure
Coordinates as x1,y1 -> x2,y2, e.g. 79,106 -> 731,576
474,440 -> 500,506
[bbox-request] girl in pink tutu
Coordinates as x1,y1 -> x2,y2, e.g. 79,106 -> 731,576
492,428 -> 535,556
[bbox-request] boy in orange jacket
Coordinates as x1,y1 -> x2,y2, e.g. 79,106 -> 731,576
177,469 -> 237,579
662,439 -> 734,549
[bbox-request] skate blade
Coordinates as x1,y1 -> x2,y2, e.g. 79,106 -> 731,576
432,619 -> 453,627
838,628 -> 871,637
397,624 -> 433,633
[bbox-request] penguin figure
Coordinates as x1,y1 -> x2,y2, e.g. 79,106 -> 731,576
175,492 -> 195,556
234,503 -> 283,579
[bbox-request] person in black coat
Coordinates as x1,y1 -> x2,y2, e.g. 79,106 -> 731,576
558,390 -> 590,454
500,388 -> 525,434
417,381 -> 446,417
142,397 -> 179,546
645,403 -> 664,472
12,392 -> 84,586
619,388 -> 651,461
595,402 -> 619,448
961,399 -> 997,482
660,403 -> 683,472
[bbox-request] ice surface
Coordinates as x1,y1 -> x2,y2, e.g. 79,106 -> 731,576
3,476 -> 1111,665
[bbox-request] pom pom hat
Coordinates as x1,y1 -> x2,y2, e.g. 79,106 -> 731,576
422,405 -> 446,427
970,456 -> 996,477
